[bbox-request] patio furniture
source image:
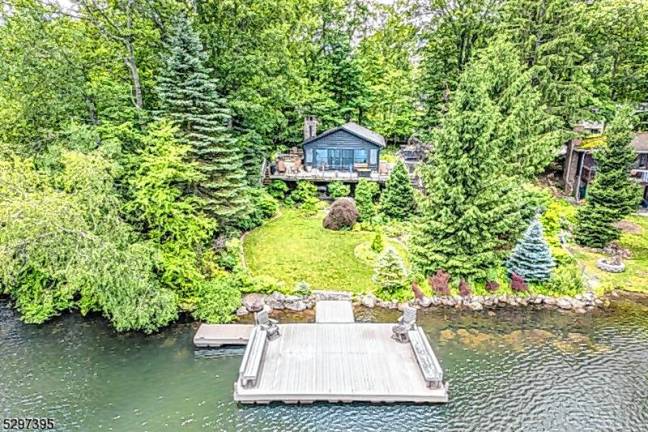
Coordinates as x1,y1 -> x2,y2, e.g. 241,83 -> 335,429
392,306 -> 417,343
255,310 -> 280,341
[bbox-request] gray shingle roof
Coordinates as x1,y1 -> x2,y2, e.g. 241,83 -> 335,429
303,122 -> 386,147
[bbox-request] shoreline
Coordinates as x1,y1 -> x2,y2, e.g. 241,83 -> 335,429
237,289 -> 648,317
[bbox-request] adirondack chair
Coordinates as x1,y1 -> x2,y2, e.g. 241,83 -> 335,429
392,306 -> 417,343
255,310 -> 280,341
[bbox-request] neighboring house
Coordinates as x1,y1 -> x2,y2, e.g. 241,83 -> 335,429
563,127 -> 648,206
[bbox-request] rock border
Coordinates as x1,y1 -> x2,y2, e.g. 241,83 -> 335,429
238,290 -> 605,316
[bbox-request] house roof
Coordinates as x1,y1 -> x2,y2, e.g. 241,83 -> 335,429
303,122 -> 386,147
575,132 -> 648,154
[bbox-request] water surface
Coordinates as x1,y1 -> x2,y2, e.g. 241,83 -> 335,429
2,297 -> 648,431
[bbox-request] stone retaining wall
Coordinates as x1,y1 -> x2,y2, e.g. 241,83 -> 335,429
237,290 -> 606,316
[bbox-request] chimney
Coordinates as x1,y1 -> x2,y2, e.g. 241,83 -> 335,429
304,116 -> 318,140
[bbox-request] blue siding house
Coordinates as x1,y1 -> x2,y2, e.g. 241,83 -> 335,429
302,119 -> 386,173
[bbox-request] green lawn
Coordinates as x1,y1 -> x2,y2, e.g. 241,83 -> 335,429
572,214 -> 648,295
243,208 -> 405,293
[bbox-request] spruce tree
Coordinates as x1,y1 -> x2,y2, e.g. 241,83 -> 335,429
373,247 -> 407,297
410,68 -> 524,280
506,217 -> 555,283
156,15 -> 250,230
380,160 -> 416,220
575,107 -> 639,247
355,179 -> 379,222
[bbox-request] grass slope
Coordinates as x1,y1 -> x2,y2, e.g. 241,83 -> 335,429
243,208 -> 404,293
572,214 -> 648,294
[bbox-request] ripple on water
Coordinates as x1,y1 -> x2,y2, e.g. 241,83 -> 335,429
1,299 -> 648,431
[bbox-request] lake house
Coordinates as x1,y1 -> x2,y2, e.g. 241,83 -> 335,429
563,125 -> 648,207
266,117 -> 393,184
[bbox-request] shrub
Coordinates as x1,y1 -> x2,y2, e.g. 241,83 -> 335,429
323,197 -> 359,230
327,181 -> 350,199
373,247 -> 407,297
291,181 -> 317,204
239,188 -> 278,230
371,230 -> 384,252
411,280 -> 424,300
429,270 -> 450,295
216,238 -> 242,271
294,281 -> 312,297
485,280 -> 500,293
543,264 -> 584,296
355,179 -> 379,222
266,179 -> 289,200
192,276 -> 241,323
380,160 -> 416,220
459,279 -> 471,297
300,195 -> 320,215
510,272 -> 528,292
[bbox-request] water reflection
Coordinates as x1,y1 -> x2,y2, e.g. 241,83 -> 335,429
1,297 -> 648,431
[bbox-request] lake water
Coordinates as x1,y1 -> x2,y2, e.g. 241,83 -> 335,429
1,296 -> 648,432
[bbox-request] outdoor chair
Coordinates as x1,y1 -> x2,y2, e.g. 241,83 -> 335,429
392,306 -> 417,343
255,310 -> 280,341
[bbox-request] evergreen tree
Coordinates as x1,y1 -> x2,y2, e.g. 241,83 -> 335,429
410,67 -> 524,280
355,179 -> 379,222
575,107 -> 639,247
500,0 -> 594,127
474,38 -> 563,178
506,217 -> 555,283
380,160 -> 415,220
156,15 -> 250,230
373,247 -> 407,297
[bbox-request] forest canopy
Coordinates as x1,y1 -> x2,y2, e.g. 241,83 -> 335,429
1,0 -> 646,331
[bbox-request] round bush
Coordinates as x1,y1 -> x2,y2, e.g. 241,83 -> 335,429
323,197 -> 359,230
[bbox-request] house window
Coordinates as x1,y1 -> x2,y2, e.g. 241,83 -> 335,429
314,149 -> 328,168
369,149 -> 378,165
354,149 -> 367,164
305,149 -> 313,163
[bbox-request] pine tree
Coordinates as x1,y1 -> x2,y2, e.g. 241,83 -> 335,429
506,217 -> 555,283
373,247 -> 407,297
575,107 -> 639,247
410,68 -> 524,280
156,15 -> 250,230
355,179 -> 379,222
380,160 -> 415,220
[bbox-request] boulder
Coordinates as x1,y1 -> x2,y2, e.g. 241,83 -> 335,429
418,296 -> 433,308
557,297 -> 573,310
361,294 -> 377,308
467,301 -> 483,311
285,300 -> 307,312
266,292 -> 286,310
236,306 -> 249,317
243,293 -> 265,312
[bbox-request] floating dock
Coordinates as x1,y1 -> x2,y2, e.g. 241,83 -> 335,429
193,324 -> 253,348
195,301 -> 448,404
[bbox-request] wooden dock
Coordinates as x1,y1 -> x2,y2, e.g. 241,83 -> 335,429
193,324 -> 253,347
315,300 -> 354,323
221,300 -> 447,404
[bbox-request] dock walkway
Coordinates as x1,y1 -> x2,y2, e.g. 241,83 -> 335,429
315,300 -> 354,323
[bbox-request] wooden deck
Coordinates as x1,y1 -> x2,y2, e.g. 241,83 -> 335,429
233,322 -> 448,404
193,324 -> 253,348
315,300 -> 355,323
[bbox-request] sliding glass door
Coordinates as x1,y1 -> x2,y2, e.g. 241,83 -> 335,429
327,149 -> 354,171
